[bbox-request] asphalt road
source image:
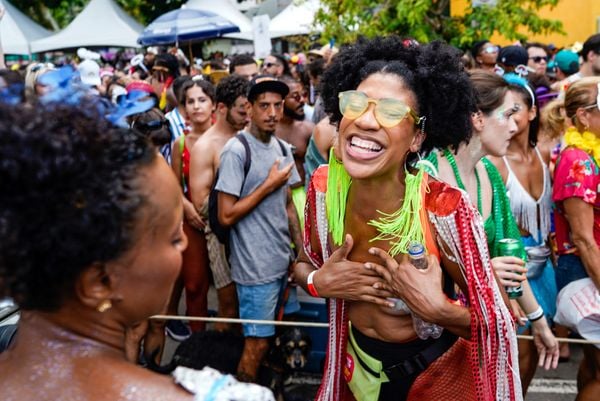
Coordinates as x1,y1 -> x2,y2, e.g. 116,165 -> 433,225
526,344 -> 581,401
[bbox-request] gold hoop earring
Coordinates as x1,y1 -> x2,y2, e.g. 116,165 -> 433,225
96,299 -> 112,313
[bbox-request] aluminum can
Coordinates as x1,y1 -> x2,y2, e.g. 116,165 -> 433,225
498,238 -> 523,298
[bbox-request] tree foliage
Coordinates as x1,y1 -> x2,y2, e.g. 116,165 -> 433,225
9,0 -> 185,30
314,0 -> 564,49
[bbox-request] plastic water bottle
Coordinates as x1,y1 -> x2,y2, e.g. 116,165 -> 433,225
408,242 -> 444,340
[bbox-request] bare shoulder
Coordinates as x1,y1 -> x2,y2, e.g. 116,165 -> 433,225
299,120 -> 315,136
0,356 -> 193,401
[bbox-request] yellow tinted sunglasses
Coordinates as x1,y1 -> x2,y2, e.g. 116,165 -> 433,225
338,90 -> 423,128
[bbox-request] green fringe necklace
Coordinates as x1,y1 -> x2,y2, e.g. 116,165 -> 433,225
325,148 -> 425,257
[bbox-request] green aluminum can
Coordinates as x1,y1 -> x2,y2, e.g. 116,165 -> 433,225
498,238 -> 523,299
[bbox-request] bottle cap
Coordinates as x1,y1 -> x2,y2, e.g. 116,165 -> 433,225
408,241 -> 425,257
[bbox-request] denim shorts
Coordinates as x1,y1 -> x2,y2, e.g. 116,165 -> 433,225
237,276 -> 287,337
556,254 -> 589,293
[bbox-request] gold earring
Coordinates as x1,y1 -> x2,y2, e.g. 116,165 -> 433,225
96,299 -> 112,313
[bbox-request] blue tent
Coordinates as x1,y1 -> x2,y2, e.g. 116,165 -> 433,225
138,8 -> 240,46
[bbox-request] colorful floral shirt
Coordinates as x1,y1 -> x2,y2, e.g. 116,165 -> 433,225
552,147 -> 600,254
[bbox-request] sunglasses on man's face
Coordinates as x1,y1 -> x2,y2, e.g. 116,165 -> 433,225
481,45 -> 499,54
338,90 -> 423,128
288,91 -> 308,102
529,56 -> 548,63
263,62 -> 280,69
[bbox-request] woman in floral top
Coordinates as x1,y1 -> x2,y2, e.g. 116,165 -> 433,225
550,76 -> 600,401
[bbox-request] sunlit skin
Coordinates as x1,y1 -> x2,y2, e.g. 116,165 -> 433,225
0,158 -> 193,401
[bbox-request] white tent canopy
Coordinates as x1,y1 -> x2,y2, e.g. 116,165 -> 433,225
185,0 -> 252,40
0,0 -> 52,55
30,0 -> 143,53
269,0 -> 321,38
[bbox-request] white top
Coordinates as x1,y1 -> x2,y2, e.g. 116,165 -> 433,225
503,147 -> 552,242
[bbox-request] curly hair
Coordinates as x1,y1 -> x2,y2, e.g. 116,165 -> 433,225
0,101 -> 156,311
216,74 -> 249,108
320,36 -> 476,155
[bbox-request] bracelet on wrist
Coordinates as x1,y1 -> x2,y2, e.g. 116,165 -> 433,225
307,270 -> 320,297
527,306 -> 544,322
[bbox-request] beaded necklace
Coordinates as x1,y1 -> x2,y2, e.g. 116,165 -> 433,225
443,148 -> 483,213
564,127 -> 600,167
325,148 -> 425,256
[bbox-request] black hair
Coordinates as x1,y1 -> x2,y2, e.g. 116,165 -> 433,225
471,39 -> 490,57
0,101 -> 156,311
171,75 -> 192,106
216,74 -> 249,108
154,54 -> 180,78
307,58 -> 325,79
131,107 -> 171,147
507,83 -> 540,147
179,78 -> 215,105
320,36 -> 476,156
271,54 -> 292,76
581,33 -> 600,62
229,54 -> 256,74
525,42 -> 548,53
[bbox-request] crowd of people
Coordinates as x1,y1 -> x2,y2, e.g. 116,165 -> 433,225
1,11 -> 600,399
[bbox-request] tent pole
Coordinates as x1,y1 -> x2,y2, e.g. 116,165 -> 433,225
188,41 -> 193,72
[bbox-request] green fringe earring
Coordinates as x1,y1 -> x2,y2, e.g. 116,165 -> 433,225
326,148 -> 352,245
368,166 -> 425,257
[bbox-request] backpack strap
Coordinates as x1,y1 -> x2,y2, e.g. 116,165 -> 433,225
236,133 -> 252,176
275,137 -> 288,157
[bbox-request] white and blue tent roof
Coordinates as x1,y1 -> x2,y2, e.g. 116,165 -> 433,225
30,0 -> 143,53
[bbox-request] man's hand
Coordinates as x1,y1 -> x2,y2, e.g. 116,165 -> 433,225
264,158 -> 293,192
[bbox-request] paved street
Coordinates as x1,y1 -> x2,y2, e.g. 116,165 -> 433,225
526,344 -> 581,401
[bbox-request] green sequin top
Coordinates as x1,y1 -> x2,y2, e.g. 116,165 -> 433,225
423,151 -> 525,259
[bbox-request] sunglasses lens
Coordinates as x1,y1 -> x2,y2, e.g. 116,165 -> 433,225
375,98 -> 410,127
484,46 -> 499,54
339,91 -> 367,119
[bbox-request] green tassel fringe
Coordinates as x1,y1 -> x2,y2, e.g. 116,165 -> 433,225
326,148 -> 352,246
368,167 -> 425,257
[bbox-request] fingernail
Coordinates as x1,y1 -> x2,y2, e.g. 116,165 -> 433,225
368,248 -> 375,255
364,263 -> 371,269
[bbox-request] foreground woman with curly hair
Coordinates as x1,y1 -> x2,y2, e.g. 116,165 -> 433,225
293,36 -> 522,401
0,100 -> 273,401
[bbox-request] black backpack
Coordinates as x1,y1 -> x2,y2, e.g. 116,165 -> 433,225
208,134 -> 288,246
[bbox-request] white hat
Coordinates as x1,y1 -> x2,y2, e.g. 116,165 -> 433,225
79,59 -> 101,87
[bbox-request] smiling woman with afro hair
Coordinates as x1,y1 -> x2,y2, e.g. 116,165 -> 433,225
294,36 -> 523,401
